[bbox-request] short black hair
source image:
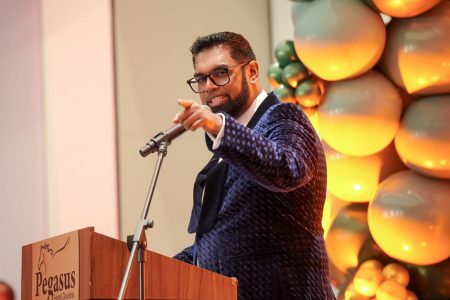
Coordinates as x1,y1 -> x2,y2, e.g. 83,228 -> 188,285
190,31 -> 256,65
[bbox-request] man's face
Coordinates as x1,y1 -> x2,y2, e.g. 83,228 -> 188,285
193,46 -> 250,118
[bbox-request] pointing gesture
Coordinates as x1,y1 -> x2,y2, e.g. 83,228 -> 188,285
173,99 -> 223,136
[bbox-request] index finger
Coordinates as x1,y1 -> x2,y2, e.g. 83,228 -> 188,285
177,99 -> 194,109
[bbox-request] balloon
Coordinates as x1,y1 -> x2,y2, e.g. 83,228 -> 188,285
406,258 -> 450,299
353,264 -> 383,297
267,63 -> 283,88
382,263 -> 410,287
367,0 -> 442,18
326,204 -> 370,274
358,235 -> 397,267
368,170 -> 450,265
324,141 -> 405,202
293,0 -> 385,81
295,77 -> 324,107
359,259 -> 383,271
322,191 -> 349,238
301,106 -> 321,136
301,106 -> 316,119
376,280 -> 408,300
397,86 -> 417,113
318,71 -> 402,156
291,1 -> 312,25
329,258 -> 353,290
395,95 -> 450,179
281,62 -> 308,88
274,40 -> 299,68
379,1 -> 450,95
405,291 -> 418,300
343,283 -> 372,300
273,84 -> 296,104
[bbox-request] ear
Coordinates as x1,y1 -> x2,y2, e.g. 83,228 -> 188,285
248,61 -> 260,83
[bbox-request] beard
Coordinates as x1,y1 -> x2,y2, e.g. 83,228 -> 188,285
208,75 -> 250,118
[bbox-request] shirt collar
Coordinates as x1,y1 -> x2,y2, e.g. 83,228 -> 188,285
237,90 -> 267,126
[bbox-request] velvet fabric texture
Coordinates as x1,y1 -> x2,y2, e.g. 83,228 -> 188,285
175,92 -> 335,299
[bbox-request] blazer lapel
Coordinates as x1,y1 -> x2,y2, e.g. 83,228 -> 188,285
188,92 -> 279,234
247,92 -> 280,129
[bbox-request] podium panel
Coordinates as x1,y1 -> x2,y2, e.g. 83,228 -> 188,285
22,227 -> 237,299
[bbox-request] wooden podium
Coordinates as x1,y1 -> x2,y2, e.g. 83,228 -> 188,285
22,227 -> 237,299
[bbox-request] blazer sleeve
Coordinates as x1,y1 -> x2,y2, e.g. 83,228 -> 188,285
173,244 -> 194,264
212,103 -> 320,192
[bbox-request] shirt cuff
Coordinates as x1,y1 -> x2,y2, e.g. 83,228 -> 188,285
207,113 -> 225,150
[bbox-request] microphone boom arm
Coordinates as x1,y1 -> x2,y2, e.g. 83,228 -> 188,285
139,125 -> 185,157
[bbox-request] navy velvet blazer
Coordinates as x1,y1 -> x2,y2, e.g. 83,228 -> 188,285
175,92 -> 335,299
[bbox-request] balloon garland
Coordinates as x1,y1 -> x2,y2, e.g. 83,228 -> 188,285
272,1 -> 450,298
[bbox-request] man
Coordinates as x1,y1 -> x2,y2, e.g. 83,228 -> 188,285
173,32 -> 334,299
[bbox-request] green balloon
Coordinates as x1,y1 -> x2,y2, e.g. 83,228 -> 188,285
295,78 -> 323,107
406,258 -> 450,300
267,63 -> 283,87
274,40 -> 299,68
296,79 -> 314,95
274,84 -> 295,103
281,62 -> 309,88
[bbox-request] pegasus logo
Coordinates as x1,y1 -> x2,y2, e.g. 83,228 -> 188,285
37,237 -> 70,276
34,236 -> 76,299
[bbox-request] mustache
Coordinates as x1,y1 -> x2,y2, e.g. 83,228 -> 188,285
206,93 -> 230,102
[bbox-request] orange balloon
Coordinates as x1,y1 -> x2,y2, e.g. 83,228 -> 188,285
395,95 -> 450,179
380,1 -> 450,95
301,107 -> 321,137
405,290 -> 418,300
322,191 -> 348,238
353,266 -> 383,296
359,259 -> 383,272
371,0 -> 442,18
376,280 -> 408,300
326,204 -> 370,273
293,0 -> 386,81
324,142 -> 405,202
368,171 -> 450,265
318,71 -> 402,156
344,282 -> 372,300
382,263 -> 410,287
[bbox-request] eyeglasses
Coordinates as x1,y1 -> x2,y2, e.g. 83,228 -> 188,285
186,61 -> 251,93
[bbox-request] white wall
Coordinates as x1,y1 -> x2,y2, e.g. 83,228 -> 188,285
0,0 -> 46,295
41,0 -> 118,238
269,0 -> 295,59
0,1 -> 119,296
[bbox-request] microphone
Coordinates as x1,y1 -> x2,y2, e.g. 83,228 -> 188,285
140,105 -> 212,157
139,124 -> 186,157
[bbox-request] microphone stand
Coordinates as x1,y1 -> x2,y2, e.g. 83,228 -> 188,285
118,141 -> 169,300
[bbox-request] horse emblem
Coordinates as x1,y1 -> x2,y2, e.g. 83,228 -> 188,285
37,236 -> 70,275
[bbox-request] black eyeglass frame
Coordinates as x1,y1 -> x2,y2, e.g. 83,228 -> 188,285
186,61 -> 252,93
